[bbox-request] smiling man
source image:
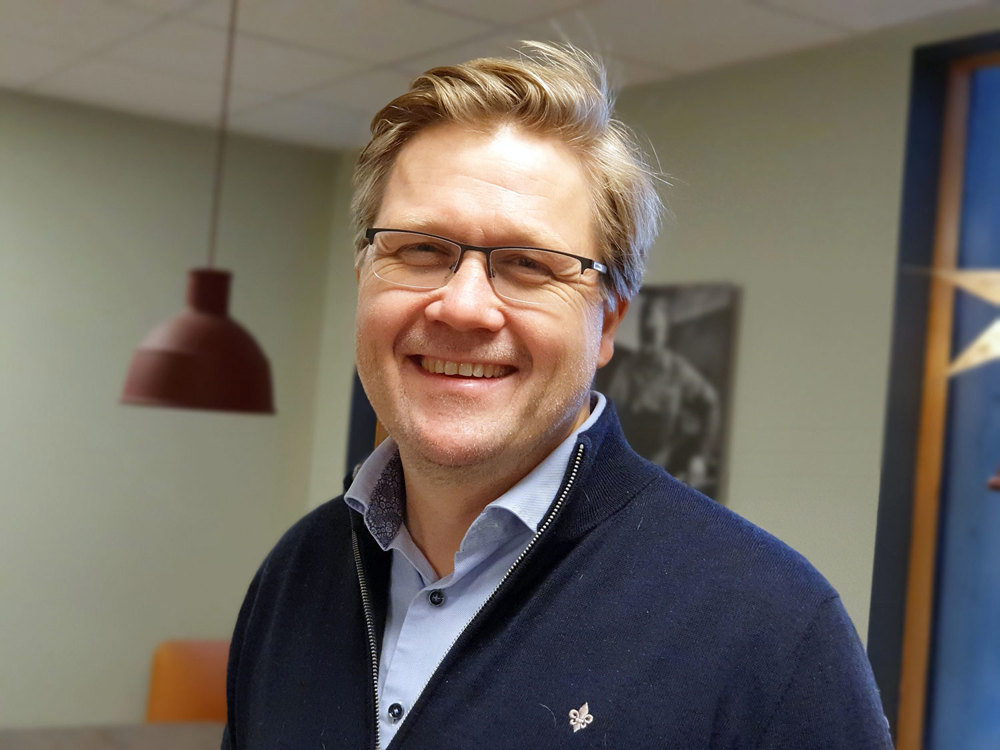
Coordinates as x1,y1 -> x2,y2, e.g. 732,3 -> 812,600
222,44 -> 892,749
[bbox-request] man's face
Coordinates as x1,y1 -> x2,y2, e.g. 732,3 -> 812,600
355,122 -> 625,476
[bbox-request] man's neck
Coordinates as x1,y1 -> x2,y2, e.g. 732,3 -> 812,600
398,450 -> 539,578
393,395 -> 599,578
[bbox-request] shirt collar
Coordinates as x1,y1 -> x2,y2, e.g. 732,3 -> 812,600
344,392 -> 607,550
344,437 -> 404,548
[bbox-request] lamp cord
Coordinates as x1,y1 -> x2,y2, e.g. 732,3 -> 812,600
206,0 -> 239,268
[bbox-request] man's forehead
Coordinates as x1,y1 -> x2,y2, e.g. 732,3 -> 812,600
374,122 -> 598,253
389,122 -> 583,180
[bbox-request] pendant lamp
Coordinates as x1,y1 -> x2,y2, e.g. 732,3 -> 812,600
121,0 -> 274,414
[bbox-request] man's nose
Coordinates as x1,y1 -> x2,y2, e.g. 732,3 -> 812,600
425,251 -> 505,331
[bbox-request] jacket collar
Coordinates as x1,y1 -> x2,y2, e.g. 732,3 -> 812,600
550,399 -> 663,541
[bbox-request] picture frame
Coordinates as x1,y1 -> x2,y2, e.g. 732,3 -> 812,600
595,284 -> 740,502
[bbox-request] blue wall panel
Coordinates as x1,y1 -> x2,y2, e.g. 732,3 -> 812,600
927,64 -> 1000,750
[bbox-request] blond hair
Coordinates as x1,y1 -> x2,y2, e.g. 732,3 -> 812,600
351,42 -> 662,303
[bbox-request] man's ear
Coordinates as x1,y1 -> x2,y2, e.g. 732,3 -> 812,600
597,297 -> 629,368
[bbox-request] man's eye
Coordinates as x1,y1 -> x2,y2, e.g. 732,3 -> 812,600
496,251 -> 563,281
396,242 -> 453,265
512,254 -> 546,271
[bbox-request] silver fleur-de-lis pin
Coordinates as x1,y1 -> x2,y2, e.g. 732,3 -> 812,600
568,702 -> 594,732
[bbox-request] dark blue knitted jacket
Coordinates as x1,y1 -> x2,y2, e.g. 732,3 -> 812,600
223,404 -> 892,749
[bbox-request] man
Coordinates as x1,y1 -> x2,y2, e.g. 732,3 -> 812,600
223,44 -> 891,749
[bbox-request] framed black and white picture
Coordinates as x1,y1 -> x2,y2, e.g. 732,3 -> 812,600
595,284 -> 740,502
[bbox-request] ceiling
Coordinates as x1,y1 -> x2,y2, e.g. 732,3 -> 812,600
1,0 -> 994,150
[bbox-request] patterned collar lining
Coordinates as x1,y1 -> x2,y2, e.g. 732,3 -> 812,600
365,451 -> 405,548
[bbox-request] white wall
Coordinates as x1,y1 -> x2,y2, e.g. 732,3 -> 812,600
615,6 -> 1000,640
0,92 -> 337,726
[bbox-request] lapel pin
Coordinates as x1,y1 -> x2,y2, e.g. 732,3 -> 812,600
568,702 -> 593,732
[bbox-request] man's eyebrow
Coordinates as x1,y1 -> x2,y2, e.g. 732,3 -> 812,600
382,220 -> 572,253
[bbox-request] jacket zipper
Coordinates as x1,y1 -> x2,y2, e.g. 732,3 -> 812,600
352,528 -> 382,750
353,441 -> 586,749
478,441 -> 585,607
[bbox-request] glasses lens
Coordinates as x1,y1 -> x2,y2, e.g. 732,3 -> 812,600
491,247 -> 582,303
370,231 -> 459,289
367,231 -> 592,305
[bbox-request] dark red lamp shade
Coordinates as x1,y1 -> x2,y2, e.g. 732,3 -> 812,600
121,268 -> 274,414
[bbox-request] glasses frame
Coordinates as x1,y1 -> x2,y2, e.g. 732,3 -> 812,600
364,228 -> 607,301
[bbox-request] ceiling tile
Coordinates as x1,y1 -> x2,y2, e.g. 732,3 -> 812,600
191,0 -> 492,64
525,0 -> 846,74
606,54 -> 678,89
0,0 -> 158,54
113,0 -> 210,13
395,33 -> 535,74
33,58 -> 272,125
509,14 -> 681,87
411,0 -> 595,25
104,19 -> 238,80
231,95 -> 371,149
397,27 -> 674,92
0,35 -> 88,88
307,68 -> 416,116
229,32 -> 363,92
755,0 -> 989,32
177,0 -> 236,26
106,18 -> 363,93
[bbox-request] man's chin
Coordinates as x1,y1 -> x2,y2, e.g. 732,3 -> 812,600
403,437 -> 506,470
391,422 -> 517,470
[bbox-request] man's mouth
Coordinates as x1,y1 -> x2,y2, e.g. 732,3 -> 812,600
419,357 -> 513,378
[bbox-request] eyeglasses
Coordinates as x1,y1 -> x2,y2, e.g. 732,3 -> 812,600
363,228 -> 607,305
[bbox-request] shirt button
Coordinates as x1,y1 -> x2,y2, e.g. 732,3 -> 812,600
387,702 -> 404,722
428,589 -> 445,606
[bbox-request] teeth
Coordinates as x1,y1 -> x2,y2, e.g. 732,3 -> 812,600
420,357 -> 509,378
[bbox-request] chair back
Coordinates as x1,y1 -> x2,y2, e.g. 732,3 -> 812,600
146,639 -> 229,722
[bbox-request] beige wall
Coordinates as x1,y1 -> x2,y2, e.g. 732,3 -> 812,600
307,148 -> 361,509
615,7 -> 1000,641
0,93 -> 338,726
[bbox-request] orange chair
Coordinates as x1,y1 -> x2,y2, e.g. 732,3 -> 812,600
146,639 -> 230,722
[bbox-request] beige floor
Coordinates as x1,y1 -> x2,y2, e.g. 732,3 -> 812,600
0,723 -> 224,749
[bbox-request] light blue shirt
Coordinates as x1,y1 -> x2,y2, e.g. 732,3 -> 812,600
344,392 -> 606,746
